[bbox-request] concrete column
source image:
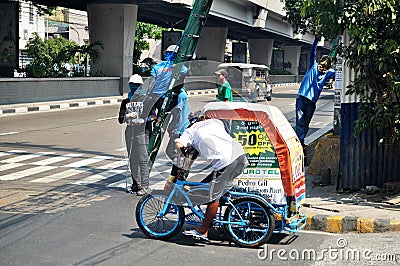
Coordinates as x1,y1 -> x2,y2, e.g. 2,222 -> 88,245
282,45 -> 301,75
87,4 -> 138,95
196,27 -> 228,62
248,39 -> 274,66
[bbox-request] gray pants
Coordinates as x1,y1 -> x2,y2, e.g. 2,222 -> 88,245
186,154 -> 247,205
125,126 -> 150,188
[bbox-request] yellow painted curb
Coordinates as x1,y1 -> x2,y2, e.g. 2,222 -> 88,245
390,220 -> 400,231
304,214 -> 314,230
326,216 -> 345,233
357,218 -> 374,233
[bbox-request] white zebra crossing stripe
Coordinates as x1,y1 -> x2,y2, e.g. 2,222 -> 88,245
0,150 -> 175,187
1,152 -> 55,163
97,160 -> 127,170
0,162 -> 24,172
71,169 -> 125,185
29,153 -> 84,166
29,169 -> 87,183
63,156 -> 111,168
0,150 -> 27,158
0,165 -> 57,181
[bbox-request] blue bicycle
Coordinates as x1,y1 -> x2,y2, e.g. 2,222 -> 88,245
135,177 -> 277,248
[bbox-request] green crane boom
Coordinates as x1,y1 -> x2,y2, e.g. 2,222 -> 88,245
147,0 -> 214,165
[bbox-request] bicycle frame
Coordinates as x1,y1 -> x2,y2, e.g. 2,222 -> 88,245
157,178 -> 307,234
158,179 -> 250,227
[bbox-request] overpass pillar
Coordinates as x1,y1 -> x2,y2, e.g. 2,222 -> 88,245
87,4 -> 138,95
248,39 -> 274,66
283,45 -> 301,77
196,27 -> 228,62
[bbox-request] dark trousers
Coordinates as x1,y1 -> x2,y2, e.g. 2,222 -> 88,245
295,95 -> 316,145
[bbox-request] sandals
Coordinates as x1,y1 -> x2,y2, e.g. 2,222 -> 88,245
182,229 -> 209,241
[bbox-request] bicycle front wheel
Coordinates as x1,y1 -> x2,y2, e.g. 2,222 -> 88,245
224,197 -> 275,248
135,190 -> 185,240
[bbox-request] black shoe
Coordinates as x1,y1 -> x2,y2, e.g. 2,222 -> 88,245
131,184 -> 139,192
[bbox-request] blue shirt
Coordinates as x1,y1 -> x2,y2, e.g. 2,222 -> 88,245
150,52 -> 188,96
174,88 -> 191,135
298,38 -> 336,103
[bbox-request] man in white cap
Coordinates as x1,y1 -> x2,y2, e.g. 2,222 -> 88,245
118,74 -> 154,195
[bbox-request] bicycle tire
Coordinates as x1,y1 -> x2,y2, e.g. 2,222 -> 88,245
224,197 -> 275,248
135,190 -> 185,240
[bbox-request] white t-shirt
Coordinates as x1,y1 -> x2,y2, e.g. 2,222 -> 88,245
175,119 -> 244,171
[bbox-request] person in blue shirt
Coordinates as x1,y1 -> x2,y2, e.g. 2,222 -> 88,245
148,45 -> 192,188
295,35 -> 336,147
164,87 -> 191,187
150,45 -> 188,98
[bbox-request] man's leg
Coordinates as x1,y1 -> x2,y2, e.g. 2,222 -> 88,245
196,200 -> 219,236
136,133 -> 150,195
302,100 -> 316,138
295,95 -> 307,145
125,126 -> 139,191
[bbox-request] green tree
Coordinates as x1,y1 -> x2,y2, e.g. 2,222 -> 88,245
132,22 -> 164,75
74,41 -> 104,77
25,33 -> 77,77
25,33 -> 103,77
283,0 -> 400,142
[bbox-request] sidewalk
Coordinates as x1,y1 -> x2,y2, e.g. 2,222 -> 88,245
302,169 -> 400,233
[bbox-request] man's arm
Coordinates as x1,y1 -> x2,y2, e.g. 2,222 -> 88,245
310,36 -> 321,63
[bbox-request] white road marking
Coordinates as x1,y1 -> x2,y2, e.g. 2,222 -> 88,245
71,169 -> 125,185
0,165 -> 57,181
95,117 -> 117,122
30,169 -> 87,183
0,131 -> 19,136
1,152 -> 55,163
0,162 -> 24,172
0,150 -> 27,157
63,156 -> 111,168
29,153 -> 84,166
97,160 -> 127,170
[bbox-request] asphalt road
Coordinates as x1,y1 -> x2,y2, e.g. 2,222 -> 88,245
4,87 -> 386,266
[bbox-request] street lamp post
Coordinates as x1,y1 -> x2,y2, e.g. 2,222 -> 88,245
69,26 -> 81,65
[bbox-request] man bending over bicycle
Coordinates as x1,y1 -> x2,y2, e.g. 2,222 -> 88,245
174,115 -> 247,241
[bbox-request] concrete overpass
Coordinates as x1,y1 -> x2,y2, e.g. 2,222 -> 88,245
30,0 -> 332,93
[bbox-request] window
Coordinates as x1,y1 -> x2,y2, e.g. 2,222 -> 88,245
29,2 -> 33,23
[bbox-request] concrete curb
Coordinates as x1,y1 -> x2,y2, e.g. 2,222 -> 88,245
272,82 -> 300,87
0,89 -> 218,116
304,214 -> 400,233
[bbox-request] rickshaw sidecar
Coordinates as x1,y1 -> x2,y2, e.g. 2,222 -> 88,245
204,102 -> 307,233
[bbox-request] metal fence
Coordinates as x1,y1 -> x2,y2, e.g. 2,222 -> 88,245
338,103 -> 400,190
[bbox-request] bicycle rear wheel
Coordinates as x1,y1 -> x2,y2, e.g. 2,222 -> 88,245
224,197 -> 275,248
135,190 -> 185,240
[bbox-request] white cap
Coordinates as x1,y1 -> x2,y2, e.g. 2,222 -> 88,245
128,74 -> 143,84
165,45 -> 179,53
